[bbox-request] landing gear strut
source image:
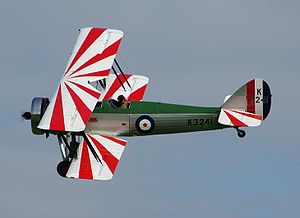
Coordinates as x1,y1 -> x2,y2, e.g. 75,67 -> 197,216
235,128 -> 246,138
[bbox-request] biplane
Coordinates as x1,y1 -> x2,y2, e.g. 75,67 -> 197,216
22,27 -> 272,181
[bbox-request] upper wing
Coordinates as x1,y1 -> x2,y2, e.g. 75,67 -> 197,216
38,27 -> 123,131
66,134 -> 127,180
99,73 -> 149,102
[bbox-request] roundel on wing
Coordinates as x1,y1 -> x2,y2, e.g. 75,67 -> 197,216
135,115 -> 155,133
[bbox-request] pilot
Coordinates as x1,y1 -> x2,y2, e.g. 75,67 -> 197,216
109,95 -> 128,109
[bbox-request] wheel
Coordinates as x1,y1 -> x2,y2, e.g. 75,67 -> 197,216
56,161 -> 71,177
237,129 -> 246,138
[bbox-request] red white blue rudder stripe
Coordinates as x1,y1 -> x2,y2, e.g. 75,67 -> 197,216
38,27 -> 123,131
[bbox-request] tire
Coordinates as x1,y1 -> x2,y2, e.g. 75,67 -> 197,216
56,161 -> 71,177
237,130 -> 246,138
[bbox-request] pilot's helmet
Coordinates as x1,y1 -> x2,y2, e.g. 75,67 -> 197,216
117,95 -> 126,103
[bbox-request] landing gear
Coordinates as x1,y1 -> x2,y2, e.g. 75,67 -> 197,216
56,133 -> 80,178
236,128 -> 246,138
57,161 -> 71,177
70,135 -> 80,159
57,133 -> 80,160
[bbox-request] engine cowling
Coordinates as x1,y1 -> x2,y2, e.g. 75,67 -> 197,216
24,97 -> 50,135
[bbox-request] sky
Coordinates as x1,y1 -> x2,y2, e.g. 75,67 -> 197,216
0,0 -> 299,217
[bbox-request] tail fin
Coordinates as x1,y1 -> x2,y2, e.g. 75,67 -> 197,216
218,79 -> 272,127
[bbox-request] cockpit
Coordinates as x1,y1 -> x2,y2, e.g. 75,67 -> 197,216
109,95 -> 130,109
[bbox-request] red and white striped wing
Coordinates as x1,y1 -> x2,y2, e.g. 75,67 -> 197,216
99,73 -> 149,102
66,134 -> 127,180
38,27 -> 123,131
219,109 -> 262,127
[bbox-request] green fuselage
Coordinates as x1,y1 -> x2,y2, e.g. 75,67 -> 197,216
86,101 -> 226,137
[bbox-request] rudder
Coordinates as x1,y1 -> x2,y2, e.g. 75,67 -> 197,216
218,79 -> 272,127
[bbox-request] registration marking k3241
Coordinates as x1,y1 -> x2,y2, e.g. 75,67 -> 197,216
187,118 -> 213,126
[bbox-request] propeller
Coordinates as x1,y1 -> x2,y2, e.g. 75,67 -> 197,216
21,111 -> 31,120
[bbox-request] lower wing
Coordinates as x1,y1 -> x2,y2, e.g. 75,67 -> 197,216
65,134 -> 127,180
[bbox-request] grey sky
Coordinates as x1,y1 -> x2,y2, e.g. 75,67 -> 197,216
0,0 -> 299,217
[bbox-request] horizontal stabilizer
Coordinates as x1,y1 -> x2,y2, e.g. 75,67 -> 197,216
219,109 -> 262,127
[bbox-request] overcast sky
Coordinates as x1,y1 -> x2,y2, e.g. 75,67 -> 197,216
0,0 -> 299,217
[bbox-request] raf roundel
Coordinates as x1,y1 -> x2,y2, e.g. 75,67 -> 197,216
135,115 -> 155,133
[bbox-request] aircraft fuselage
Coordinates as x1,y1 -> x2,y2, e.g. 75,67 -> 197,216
86,101 -> 226,137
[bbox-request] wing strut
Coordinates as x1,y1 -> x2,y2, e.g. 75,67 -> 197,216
114,59 -> 132,89
99,79 -> 106,89
81,132 -> 103,165
112,66 -> 126,91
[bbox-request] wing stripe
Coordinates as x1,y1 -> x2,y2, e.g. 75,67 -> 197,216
69,81 -> 100,99
71,69 -> 110,79
65,83 -> 91,125
224,110 -> 247,126
127,84 -> 148,101
101,135 -> 127,146
89,136 -> 119,174
79,141 -> 93,179
69,39 -> 122,78
103,74 -> 132,100
65,28 -> 105,75
50,85 -> 65,130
